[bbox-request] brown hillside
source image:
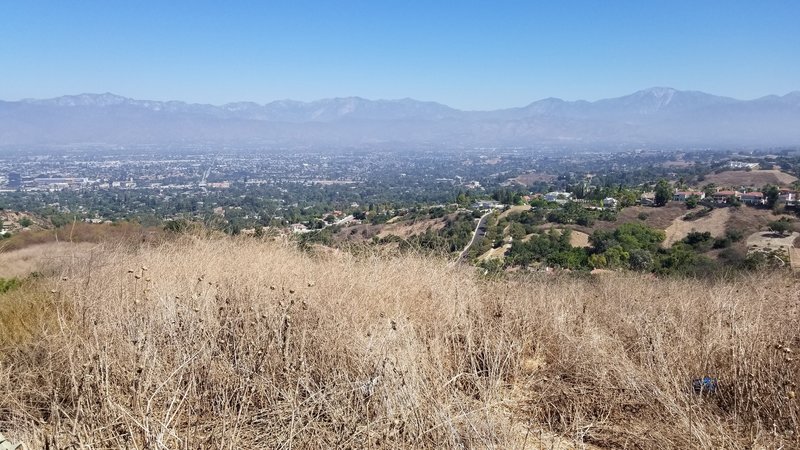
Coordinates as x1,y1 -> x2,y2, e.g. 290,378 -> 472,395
0,238 -> 797,448
704,169 -> 798,188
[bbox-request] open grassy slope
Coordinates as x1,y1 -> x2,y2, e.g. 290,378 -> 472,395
704,169 -> 798,188
0,237 -> 798,449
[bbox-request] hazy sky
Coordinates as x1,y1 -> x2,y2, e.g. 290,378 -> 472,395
1,1 -> 798,109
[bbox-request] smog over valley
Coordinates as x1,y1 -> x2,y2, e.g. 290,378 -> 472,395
0,2 -> 799,449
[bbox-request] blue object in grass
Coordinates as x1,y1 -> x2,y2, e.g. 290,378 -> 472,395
692,376 -> 718,394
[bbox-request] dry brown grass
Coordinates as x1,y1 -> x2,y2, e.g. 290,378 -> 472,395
511,172 -> 557,186
334,216 -> 451,244
499,205 -> 532,219
0,221 -> 165,254
663,208 -> 731,247
704,170 -> 798,188
573,203 -> 688,236
0,237 -> 798,449
0,242 -> 101,278
537,227 -> 591,248
376,217 -> 448,239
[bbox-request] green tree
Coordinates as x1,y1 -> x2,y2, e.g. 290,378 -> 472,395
685,195 -> 699,209
763,185 -> 780,208
603,245 -> 630,268
629,249 -> 655,271
654,180 -> 671,207
507,222 -> 527,241
768,220 -> 793,236
702,183 -> 717,197
589,253 -> 607,269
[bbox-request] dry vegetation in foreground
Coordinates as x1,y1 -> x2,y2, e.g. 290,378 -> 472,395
0,221 -> 165,253
0,237 -> 799,449
0,242 -> 101,279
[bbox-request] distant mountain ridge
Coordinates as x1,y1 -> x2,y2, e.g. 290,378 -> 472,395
1,88 -> 799,148
17,93 -> 464,122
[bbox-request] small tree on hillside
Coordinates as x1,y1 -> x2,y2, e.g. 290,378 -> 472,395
763,185 -> 780,209
768,220 -> 793,236
685,195 -> 699,209
654,180 -> 671,207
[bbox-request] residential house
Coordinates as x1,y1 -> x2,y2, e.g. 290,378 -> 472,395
778,189 -> 797,204
472,200 -> 502,209
673,191 -> 706,202
602,197 -> 619,209
740,192 -> 765,205
728,161 -> 759,169
640,192 -> 656,206
544,191 -> 573,203
711,190 -> 741,204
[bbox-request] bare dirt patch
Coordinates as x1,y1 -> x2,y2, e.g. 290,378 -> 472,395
510,172 -> 556,186
538,227 -> 591,247
746,231 -> 799,250
658,155 -> 694,168
746,231 -> 800,269
568,230 -> 591,247
499,204 -> 532,219
663,208 -> 731,246
478,244 -> 510,261
704,169 -> 798,188
377,217 -> 448,239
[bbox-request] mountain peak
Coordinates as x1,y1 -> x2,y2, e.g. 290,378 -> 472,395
3,89 -> 798,148
24,92 -> 132,107
638,87 -> 677,96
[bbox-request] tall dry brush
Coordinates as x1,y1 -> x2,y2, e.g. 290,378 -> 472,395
0,236 -> 797,448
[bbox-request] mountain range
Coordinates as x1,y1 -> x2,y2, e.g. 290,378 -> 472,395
1,88 -> 798,148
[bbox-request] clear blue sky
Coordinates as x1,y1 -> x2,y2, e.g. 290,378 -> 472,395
1,1 -> 798,109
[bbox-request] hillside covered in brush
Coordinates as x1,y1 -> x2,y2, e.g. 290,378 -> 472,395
0,235 -> 797,449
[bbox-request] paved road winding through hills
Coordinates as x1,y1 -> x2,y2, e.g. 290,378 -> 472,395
455,211 -> 492,263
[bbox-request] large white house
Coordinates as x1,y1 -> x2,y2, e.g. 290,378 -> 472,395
673,191 -> 705,202
544,191 -> 572,203
602,197 -> 619,209
728,161 -> 759,170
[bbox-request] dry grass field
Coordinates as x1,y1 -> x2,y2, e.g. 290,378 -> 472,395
571,203 -> 688,236
333,216 -> 451,243
499,204 -> 532,219
0,242 -> 101,278
536,227 -> 591,248
510,172 -> 557,186
477,244 -> 510,261
704,170 -> 798,188
0,221 -> 164,253
377,217 -> 447,239
663,208 -> 731,247
0,237 -> 798,449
